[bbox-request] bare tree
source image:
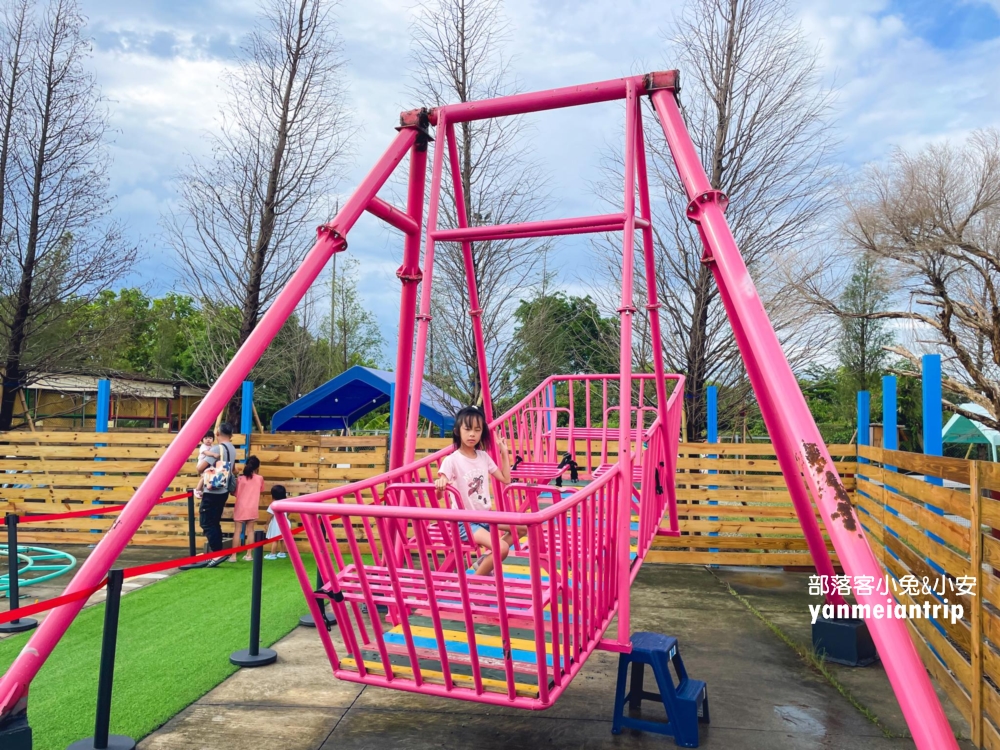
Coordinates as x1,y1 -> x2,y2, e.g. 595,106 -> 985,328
410,0 -> 549,406
809,130 -> 1000,429
0,0 -> 136,430
594,0 -> 838,440
167,0 -> 350,420
325,255 -> 383,375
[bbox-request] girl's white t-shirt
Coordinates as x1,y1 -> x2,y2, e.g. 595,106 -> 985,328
438,449 -> 498,512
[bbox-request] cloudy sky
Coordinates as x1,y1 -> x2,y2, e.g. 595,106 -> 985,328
75,0 -> 1000,359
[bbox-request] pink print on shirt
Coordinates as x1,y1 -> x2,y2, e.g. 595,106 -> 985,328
439,450 -> 498,513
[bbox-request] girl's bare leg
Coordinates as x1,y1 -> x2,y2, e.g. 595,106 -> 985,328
472,527 -> 509,576
243,521 -> 256,560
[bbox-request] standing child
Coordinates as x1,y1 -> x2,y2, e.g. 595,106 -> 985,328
264,484 -> 288,560
231,455 -> 264,562
434,406 -> 512,575
193,431 -> 215,500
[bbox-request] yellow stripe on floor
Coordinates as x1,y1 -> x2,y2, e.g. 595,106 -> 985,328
340,658 -> 540,698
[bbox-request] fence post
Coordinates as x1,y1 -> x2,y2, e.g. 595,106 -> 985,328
970,460 -> 984,748
0,514 -> 37,633
299,568 -> 336,628
707,386 -> 718,554
230,531 -> 277,667
66,568 -> 135,750
179,492 -> 207,571
240,381 -> 254,456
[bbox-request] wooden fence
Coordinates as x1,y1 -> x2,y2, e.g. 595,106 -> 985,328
5,428 -> 1000,744
644,442 -> 855,567
855,445 -> 1000,748
0,431 -> 386,547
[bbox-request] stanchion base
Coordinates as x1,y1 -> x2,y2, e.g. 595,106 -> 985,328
229,647 -> 277,667
67,734 -> 136,750
299,611 -> 337,628
0,617 -> 37,634
178,562 -> 209,571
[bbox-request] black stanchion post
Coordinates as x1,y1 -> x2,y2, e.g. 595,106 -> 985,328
67,569 -> 135,750
230,531 -> 276,667
299,568 -> 335,628
1,513 -> 37,634
179,492 -> 207,571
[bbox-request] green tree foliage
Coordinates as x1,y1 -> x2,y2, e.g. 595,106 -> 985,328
509,293 -> 618,400
325,257 -> 384,376
836,252 -> 894,417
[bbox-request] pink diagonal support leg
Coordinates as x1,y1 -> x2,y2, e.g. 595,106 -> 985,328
0,126 -> 419,722
651,85 -> 957,750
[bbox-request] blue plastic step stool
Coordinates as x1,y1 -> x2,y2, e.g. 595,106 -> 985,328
612,632 -> 709,748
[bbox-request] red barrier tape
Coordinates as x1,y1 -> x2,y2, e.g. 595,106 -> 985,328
17,492 -> 193,524
0,524 -> 305,626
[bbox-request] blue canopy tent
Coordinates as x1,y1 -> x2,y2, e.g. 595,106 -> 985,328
270,366 -> 460,436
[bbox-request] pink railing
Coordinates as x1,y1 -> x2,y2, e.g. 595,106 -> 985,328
270,371 -> 684,707
274,467 -> 625,709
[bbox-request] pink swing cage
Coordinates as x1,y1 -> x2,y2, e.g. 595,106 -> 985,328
0,71 -> 957,750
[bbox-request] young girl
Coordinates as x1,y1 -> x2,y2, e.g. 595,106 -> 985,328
231,455 -> 264,562
264,484 -> 288,560
434,406 -> 512,575
192,431 -> 215,500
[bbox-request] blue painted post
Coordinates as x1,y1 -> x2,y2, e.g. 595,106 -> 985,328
93,379 -> 111,534
241,381 -> 253,455
857,391 -> 870,483
388,383 -> 394,438
883,376 -> 897,490
921,356 -> 946,574
707,386 -> 718,552
922,355 -> 943,490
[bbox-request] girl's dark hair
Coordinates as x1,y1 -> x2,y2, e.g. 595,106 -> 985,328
270,484 -> 287,500
203,431 -> 214,440
243,455 -> 260,478
451,406 -> 491,451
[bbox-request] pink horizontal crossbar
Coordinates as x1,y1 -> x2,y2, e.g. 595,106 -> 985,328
429,72 -> 677,124
431,213 -> 650,243
366,196 -> 419,234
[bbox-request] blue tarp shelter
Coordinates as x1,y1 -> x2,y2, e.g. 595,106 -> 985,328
270,366 -> 460,435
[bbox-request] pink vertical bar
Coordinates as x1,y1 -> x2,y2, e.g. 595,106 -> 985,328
390,142 -> 429,470
651,86 -> 956,750
528,525 -> 550,704
489,524 -> 517,700
375,516 -> 423,685
449,521 -> 484,694
280,511 -> 341,671
445,122 -> 494,422
614,80 -> 639,647
0,127 -> 420,714
404,112 -> 449,464
547,516 -> 562,688
412,518 -> 455,690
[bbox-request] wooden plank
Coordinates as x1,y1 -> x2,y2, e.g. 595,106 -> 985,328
873,448 -> 970,485
871,470 -> 971,520
884,512 -> 969,583
881,486 -> 969,551
676,457 -> 857,473
679,443 -> 856,457
675,488 -> 795,503
644,551 -> 835,566
651,535 -> 821,551
677,520 -> 807,534
906,617 -> 972,724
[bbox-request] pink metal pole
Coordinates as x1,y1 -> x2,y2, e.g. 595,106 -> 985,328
650,86 -> 957,750
444,122 -> 494,422
404,112 -> 448,463
614,80 -> 639,648
432,73 -> 674,124
431,213 -> 648,242
367,195 -> 420,235
389,141 -> 429,470
0,127 -> 418,720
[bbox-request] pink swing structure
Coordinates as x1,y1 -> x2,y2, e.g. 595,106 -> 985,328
0,72 -> 957,749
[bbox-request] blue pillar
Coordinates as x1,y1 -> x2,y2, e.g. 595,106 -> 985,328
241,381 -> 253,455
922,354 -> 943,489
857,390 -> 870,495
707,386 -> 718,550
95,379 -> 110,433
93,379 -> 111,532
882,375 -> 897,493
388,383 -> 395,438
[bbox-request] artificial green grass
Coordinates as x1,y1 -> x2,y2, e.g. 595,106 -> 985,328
0,555 -> 323,750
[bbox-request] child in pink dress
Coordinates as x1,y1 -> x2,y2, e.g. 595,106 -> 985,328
434,406 -> 512,575
231,455 -> 264,562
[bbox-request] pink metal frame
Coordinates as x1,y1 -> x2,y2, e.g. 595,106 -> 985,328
0,72 -> 955,749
